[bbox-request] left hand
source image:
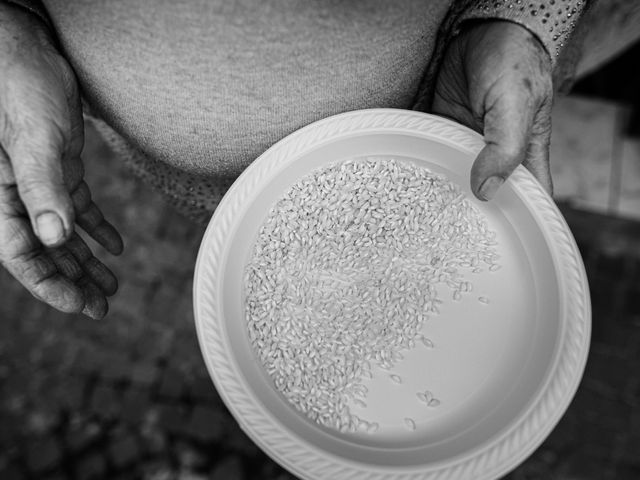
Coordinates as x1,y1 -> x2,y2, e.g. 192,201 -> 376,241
433,20 -> 554,201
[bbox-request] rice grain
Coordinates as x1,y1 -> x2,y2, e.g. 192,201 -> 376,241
245,157 -> 500,433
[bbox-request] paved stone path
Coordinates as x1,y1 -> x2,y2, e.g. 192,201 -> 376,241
0,124 -> 638,479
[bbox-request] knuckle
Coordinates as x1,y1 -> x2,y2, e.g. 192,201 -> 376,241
4,250 -> 56,289
0,184 -> 26,215
0,221 -> 33,263
533,120 -> 552,138
23,254 -> 56,285
71,181 -> 91,211
78,203 -> 104,227
496,143 -> 525,163
532,111 -> 553,138
66,232 -> 92,262
52,249 -> 83,280
17,174 -> 63,199
63,157 -> 85,190
3,107 -> 66,154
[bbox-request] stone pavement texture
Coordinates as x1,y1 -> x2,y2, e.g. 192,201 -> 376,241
1,121 -> 639,480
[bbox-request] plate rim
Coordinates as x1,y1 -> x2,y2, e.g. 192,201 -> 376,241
193,108 -> 591,480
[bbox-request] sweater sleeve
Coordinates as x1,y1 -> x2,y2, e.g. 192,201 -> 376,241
456,0 -> 587,66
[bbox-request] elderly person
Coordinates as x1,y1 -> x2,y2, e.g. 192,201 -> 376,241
0,0 -> 589,319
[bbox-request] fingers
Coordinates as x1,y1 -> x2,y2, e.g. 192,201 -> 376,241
470,86 -> 535,201
45,244 -> 112,320
7,136 -> 123,257
48,233 -> 118,296
0,211 -> 84,313
0,145 -> 82,313
471,89 -> 553,201
64,232 -> 118,296
1,218 -> 115,319
0,24 -> 119,319
0,197 -> 115,318
71,180 -> 124,255
2,149 -> 114,318
61,151 -> 85,192
47,246 -> 83,281
440,21 -> 555,201
522,99 -> 553,195
1,150 -> 120,319
79,278 -> 108,320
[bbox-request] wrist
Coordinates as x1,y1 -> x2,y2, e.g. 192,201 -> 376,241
459,20 -> 552,75
0,2 -> 55,52
456,0 -> 586,68
0,4 -> 61,99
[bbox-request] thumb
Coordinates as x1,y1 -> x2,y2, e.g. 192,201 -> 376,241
471,88 -> 535,201
7,126 -> 75,248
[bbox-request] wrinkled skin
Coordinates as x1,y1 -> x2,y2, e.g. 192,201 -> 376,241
0,7 -> 554,317
0,4 -> 123,319
433,20 -> 554,200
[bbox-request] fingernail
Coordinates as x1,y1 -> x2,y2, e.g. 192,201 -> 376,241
478,176 -> 504,201
36,212 -> 65,246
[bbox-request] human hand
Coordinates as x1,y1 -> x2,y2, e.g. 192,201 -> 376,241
0,4 -> 123,319
433,20 -> 554,200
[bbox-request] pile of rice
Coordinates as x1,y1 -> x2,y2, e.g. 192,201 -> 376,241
244,157 -> 499,433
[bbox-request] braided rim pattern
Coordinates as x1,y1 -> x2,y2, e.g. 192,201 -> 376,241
193,109 -> 591,480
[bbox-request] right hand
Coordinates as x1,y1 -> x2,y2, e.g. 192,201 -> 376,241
432,21 -> 554,202
0,4 -> 123,319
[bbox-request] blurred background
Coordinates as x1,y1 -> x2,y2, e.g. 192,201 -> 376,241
1,5 -> 640,480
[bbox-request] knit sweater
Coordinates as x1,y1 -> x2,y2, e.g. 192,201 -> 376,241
8,0 -> 585,222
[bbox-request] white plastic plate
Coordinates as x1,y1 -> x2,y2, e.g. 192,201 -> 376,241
193,109 -> 591,480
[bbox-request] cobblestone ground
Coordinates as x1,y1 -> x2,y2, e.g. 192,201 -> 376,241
0,124 -> 638,480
